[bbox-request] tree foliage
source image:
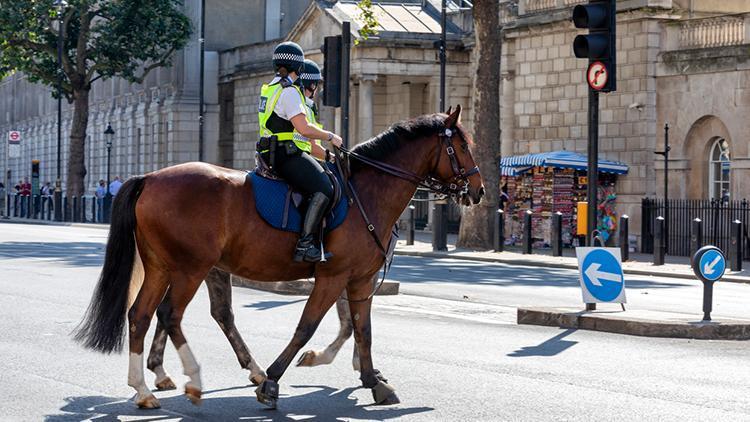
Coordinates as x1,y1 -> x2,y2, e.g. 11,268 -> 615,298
0,0 -> 191,196
355,0 -> 379,45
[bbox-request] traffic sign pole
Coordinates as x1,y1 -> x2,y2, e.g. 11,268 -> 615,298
692,245 -> 726,321
702,281 -> 714,321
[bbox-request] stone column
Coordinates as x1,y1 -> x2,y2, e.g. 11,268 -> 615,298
358,75 -> 376,144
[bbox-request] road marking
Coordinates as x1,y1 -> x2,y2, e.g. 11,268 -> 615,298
373,303 -> 514,326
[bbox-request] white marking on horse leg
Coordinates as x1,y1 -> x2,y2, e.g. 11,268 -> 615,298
128,352 -> 156,405
177,343 -> 202,391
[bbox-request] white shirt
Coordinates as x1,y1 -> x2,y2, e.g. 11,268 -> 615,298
269,76 -> 307,121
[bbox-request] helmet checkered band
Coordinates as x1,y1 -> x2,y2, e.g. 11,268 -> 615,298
300,72 -> 322,81
273,53 -> 304,62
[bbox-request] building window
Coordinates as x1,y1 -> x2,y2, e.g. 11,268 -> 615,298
708,137 -> 730,201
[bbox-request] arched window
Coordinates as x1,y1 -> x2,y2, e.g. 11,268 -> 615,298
708,138 -> 731,200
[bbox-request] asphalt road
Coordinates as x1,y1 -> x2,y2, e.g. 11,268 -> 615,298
2,222 -> 750,421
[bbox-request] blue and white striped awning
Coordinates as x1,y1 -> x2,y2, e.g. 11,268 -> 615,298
500,150 -> 628,175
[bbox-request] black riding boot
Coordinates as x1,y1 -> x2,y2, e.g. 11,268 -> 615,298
294,192 -> 332,263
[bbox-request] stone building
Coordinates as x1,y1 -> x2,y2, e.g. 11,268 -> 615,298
0,0 -> 310,195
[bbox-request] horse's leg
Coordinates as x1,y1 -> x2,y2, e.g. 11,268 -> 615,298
163,272 -> 206,406
146,292 -> 177,391
347,275 -> 399,405
127,267 -> 170,409
204,267 -> 267,385
256,276 -> 347,408
296,296 -> 354,368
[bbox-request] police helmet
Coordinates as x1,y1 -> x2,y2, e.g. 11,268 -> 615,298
299,59 -> 322,91
272,41 -> 305,74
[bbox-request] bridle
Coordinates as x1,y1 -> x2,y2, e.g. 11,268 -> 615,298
334,125 -> 480,303
339,125 -> 479,198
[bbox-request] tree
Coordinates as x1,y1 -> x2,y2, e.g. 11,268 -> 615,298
0,0 -> 191,197
457,1 -> 501,249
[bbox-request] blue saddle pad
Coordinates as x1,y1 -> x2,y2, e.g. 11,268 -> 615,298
251,163 -> 349,233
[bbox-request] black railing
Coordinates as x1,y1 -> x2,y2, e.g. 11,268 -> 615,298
642,198 -> 750,259
5,193 -> 105,224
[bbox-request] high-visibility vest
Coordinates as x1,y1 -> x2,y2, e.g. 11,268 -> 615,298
305,101 -> 326,157
257,82 -> 311,153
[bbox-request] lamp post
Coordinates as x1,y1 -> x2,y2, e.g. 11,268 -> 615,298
432,0 -> 448,251
53,0 -> 67,222
654,123 -> 670,252
104,124 -> 114,223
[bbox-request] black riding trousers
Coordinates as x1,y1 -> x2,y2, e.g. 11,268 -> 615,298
265,144 -> 334,201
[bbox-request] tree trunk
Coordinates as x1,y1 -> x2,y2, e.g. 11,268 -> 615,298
67,87 -> 89,198
457,2 -> 501,249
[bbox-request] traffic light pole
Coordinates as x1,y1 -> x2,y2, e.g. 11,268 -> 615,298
587,88 -> 599,246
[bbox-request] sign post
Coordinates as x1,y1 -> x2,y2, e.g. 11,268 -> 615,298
692,245 -> 726,321
576,247 -> 626,306
5,131 -> 22,218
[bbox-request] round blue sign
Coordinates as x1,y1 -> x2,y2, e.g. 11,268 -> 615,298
581,249 -> 624,302
694,247 -> 725,282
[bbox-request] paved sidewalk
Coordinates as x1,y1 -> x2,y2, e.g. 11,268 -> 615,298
396,231 -> 750,283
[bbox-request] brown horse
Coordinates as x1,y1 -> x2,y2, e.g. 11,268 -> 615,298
73,106 -> 484,409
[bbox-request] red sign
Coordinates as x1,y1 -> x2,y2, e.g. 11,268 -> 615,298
587,61 -> 608,91
8,131 -> 21,143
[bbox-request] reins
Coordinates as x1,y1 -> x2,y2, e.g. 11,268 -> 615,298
334,125 -> 478,303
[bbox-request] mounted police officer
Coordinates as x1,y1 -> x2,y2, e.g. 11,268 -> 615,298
298,59 -> 329,159
258,41 -> 343,263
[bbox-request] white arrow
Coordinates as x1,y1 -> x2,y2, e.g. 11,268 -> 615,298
703,255 -> 722,275
585,262 -> 622,287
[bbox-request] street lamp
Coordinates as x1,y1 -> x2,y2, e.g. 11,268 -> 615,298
53,0 -> 67,222
103,123 -> 114,223
654,123 -> 670,253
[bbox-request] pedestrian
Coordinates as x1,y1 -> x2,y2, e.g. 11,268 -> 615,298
109,176 -> 123,197
20,177 -> 31,217
41,182 -> 52,197
95,179 -> 106,222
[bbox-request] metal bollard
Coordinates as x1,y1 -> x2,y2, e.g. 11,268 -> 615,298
523,210 -> 533,255
25,196 -> 32,219
653,216 -> 665,266
619,215 -> 629,262
6,194 -> 10,217
80,196 -> 87,223
47,197 -> 53,220
32,194 -> 39,219
730,220 -> 742,271
72,196 -> 80,223
551,211 -> 563,257
494,209 -> 505,253
91,196 -> 96,223
406,205 -> 415,245
690,218 -> 703,258
63,197 -> 69,222
432,201 -> 448,251
13,194 -> 18,217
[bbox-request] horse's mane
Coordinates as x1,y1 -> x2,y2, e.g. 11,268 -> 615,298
349,114 -> 446,172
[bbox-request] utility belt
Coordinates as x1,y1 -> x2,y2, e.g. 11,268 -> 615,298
257,135 -> 302,169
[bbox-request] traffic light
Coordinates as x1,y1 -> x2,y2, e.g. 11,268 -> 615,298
323,36 -> 342,107
572,0 -> 616,92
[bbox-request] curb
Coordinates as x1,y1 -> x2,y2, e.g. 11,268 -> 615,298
517,307 -> 750,340
0,218 -> 108,230
394,249 -> 750,284
231,275 -> 399,296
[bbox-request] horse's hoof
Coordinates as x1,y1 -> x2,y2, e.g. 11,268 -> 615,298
136,393 -> 161,409
255,380 -> 279,409
296,350 -> 318,367
249,372 -> 267,386
371,380 -> 399,405
185,385 -> 202,406
155,376 -> 177,391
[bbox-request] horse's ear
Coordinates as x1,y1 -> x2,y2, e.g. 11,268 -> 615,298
446,106 -> 453,115
444,104 -> 461,128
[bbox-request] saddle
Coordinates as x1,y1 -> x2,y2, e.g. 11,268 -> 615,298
249,157 -> 348,234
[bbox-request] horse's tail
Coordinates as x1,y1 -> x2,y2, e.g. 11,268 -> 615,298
73,176 -> 146,354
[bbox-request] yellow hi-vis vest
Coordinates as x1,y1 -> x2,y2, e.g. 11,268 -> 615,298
305,101 -> 326,160
258,82 -> 312,153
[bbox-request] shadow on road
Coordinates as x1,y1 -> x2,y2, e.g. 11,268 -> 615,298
45,384 -> 432,421
391,257 -> 681,290
0,241 -> 104,267
507,328 -> 578,357
243,299 -> 306,311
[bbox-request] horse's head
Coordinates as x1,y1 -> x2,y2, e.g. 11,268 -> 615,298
429,105 -> 485,206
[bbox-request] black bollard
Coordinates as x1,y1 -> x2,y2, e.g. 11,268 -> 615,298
406,205 -> 415,246
702,281 -> 714,321
730,220 -> 742,271
690,218 -> 703,258
80,196 -> 87,223
653,216 -> 665,266
32,195 -> 38,219
91,196 -> 97,223
551,211 -> 563,257
25,196 -> 31,219
47,197 -> 53,220
72,196 -> 79,223
523,210 -> 533,255
619,214 -> 629,262
494,209 -> 505,253
6,194 -> 10,217
63,197 -> 69,222
13,194 -> 18,217
432,201 -> 448,252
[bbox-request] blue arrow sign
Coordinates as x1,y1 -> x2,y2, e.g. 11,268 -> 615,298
580,249 -> 624,302
697,248 -> 725,282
